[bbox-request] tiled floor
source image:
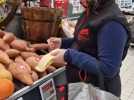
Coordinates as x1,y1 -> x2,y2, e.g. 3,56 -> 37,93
121,48 -> 134,100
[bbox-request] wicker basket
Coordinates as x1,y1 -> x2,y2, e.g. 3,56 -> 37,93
21,7 -> 62,42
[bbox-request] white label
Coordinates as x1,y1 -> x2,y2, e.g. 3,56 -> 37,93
39,79 -> 56,100
69,0 -> 84,14
17,97 -> 24,100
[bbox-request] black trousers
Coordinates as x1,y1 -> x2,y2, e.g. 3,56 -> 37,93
66,66 -> 121,97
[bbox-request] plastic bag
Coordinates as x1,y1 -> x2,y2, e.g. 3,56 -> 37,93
68,82 -> 119,100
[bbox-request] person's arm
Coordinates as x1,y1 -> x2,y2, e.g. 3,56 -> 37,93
64,21 -> 128,78
61,38 -> 74,49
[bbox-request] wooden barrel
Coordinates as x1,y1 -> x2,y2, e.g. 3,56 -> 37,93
21,7 -> 62,42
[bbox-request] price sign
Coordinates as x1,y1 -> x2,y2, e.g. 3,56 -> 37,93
39,79 -> 56,100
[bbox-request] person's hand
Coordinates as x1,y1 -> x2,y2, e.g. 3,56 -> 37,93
49,49 -> 67,66
47,37 -> 62,51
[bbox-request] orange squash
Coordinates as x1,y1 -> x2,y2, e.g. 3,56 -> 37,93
0,79 -> 14,100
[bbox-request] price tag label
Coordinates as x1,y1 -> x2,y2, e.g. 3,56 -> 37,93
39,79 -> 56,100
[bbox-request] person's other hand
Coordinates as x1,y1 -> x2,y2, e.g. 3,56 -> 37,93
49,49 -> 67,66
47,37 -> 62,51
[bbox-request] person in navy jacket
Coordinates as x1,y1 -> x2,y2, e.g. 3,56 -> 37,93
47,0 -> 130,97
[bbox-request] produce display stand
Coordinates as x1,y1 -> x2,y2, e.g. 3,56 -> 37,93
8,67 -> 67,100
3,1 -> 82,100
0,0 -> 20,29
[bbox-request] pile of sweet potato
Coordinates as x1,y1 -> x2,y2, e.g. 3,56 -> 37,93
0,30 -> 58,86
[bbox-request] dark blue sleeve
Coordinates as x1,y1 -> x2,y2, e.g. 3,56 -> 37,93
61,38 -> 74,49
64,21 -> 128,78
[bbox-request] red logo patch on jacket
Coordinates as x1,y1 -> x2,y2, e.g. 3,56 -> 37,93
78,28 -> 91,41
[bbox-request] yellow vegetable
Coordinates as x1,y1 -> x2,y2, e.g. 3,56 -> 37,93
35,54 -> 53,72
0,63 -> 13,80
0,69 -> 13,80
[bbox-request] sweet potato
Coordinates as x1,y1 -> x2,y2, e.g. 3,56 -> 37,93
0,63 -> 5,69
0,50 -> 11,65
3,33 -> 15,44
15,56 -> 32,74
38,71 -> 47,78
5,49 -> 20,58
10,39 -> 28,51
0,30 -> 5,38
0,39 -> 10,50
21,52 -> 39,60
46,66 -> 56,73
25,56 -> 40,70
52,63 -> 63,68
26,47 -> 35,52
30,43 -> 49,51
31,71 -> 39,82
8,62 -> 33,85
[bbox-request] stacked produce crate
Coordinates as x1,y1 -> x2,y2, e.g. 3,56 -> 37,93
0,30 -> 67,100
